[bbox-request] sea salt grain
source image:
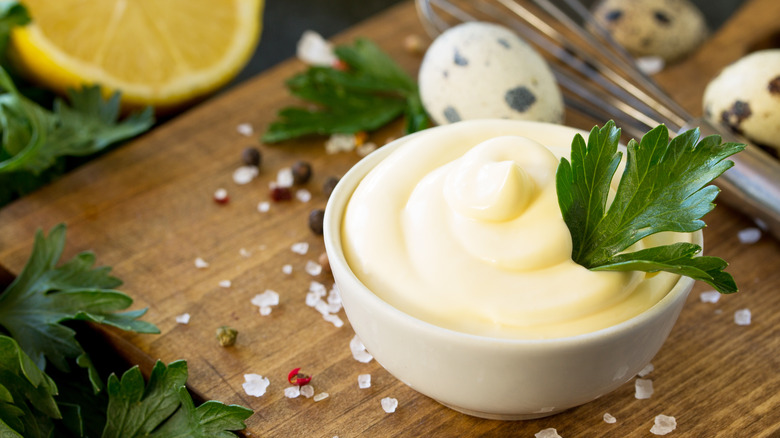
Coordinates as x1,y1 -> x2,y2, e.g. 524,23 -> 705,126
233,165 -> 259,185
175,313 -> 191,324
637,363 -> 654,377
358,374 -> 371,389
236,123 -> 254,136
284,386 -> 301,398
635,56 -> 665,75
276,167 -> 294,188
291,242 -> 309,255
242,374 -> 270,397
296,30 -> 337,66
257,201 -> 271,213
194,257 -> 209,269
313,392 -> 329,402
325,133 -> 357,154
282,264 -> 293,275
603,413 -> 617,424
214,188 -> 229,203
350,335 -> 374,363
251,290 -> 280,316
734,308 -> 752,326
219,280 -> 232,288
737,227 -> 762,244
534,428 -> 562,438
300,384 -> 315,398
240,248 -> 251,258
381,397 -> 398,413
635,378 -> 654,399
296,189 -> 312,203
322,313 -> 344,327
305,260 -> 322,276
699,291 -> 720,303
650,414 -> 677,435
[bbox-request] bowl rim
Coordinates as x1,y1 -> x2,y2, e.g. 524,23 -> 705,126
324,120 -> 700,347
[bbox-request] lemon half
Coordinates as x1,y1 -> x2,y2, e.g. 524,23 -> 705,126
10,0 -> 263,112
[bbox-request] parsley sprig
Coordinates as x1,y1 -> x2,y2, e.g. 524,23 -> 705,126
263,38 -> 429,143
556,121 -> 744,294
0,225 -> 253,436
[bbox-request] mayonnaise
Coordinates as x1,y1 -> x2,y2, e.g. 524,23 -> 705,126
341,120 -> 690,339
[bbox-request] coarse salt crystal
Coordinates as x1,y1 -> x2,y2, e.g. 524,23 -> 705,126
296,189 -> 312,203
322,313 -> 344,328
194,257 -> 209,269
635,56 -> 665,75
603,413 -> 617,424
310,281 -> 327,296
325,133 -> 357,154
175,313 -> 190,324
236,123 -> 254,136
242,374 -> 270,397
534,428 -> 562,438
356,141 -> 378,157
251,290 -> 280,316
313,392 -> 329,402
350,335 -> 373,363
219,280 -> 232,288
734,308 -> 751,326
650,414 -> 677,435
754,218 -> 768,231
305,260 -> 322,276
291,242 -> 309,255
737,227 -> 762,244
300,384 -> 315,398
282,264 -> 293,275
699,291 -> 720,303
305,292 -> 321,307
296,30 -> 337,66
214,188 -> 228,202
637,363 -> 654,377
284,386 -> 301,398
381,397 -> 398,413
257,201 -> 271,213
240,248 -> 251,258
635,378 -> 654,399
276,167 -> 294,188
233,165 -> 259,185
358,374 -> 371,389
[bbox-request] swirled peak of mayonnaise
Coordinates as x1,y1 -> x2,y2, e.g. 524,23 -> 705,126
341,120 -> 691,339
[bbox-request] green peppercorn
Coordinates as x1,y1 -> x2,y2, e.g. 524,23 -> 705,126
216,326 -> 238,347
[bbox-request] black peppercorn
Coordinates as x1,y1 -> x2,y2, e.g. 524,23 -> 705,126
322,176 -> 339,198
242,147 -> 262,167
309,209 -> 325,235
291,161 -> 312,185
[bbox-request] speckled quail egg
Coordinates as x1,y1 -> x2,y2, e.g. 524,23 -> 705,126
591,0 -> 708,62
703,49 -> 780,151
418,21 -> 563,126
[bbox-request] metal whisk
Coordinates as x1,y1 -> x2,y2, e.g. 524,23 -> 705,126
416,0 -> 780,239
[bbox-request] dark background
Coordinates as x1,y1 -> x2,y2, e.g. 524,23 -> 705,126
226,0 -> 746,89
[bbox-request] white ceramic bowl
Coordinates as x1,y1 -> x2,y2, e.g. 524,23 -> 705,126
324,121 -> 699,420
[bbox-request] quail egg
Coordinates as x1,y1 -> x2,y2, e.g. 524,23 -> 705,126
418,21 -> 563,126
703,49 -> 780,151
591,0 -> 708,63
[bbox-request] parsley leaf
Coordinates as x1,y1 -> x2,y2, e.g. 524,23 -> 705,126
0,224 -> 160,393
0,335 -> 59,438
556,121 -> 744,293
102,360 -> 253,438
263,38 -> 429,143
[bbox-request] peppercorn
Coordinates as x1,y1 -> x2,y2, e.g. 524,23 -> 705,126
216,326 -> 238,347
309,209 -> 325,235
242,147 -> 262,167
291,161 -> 312,185
270,186 -> 292,202
318,252 -> 330,273
322,176 -> 339,198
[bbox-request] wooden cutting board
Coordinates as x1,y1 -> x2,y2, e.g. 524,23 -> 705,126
1,0 -> 779,436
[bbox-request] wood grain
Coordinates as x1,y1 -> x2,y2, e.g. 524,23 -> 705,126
1,0 -> 779,436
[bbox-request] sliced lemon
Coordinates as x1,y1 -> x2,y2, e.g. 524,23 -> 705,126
9,0 -> 263,112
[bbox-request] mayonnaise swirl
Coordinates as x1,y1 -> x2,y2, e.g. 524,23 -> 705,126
342,120 -> 690,339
